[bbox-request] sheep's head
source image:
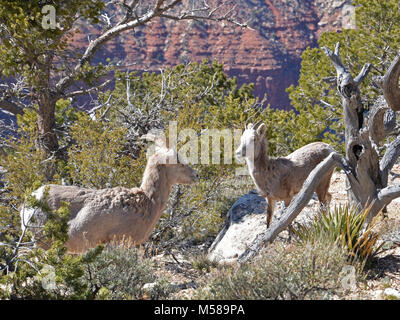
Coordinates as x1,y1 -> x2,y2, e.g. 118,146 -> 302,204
141,131 -> 199,185
167,155 -> 199,185
235,121 -> 267,160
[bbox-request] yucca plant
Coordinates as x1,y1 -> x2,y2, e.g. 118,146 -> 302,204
294,204 -> 384,264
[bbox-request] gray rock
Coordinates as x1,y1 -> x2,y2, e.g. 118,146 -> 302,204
142,282 -> 157,292
384,288 -> 400,299
208,190 -> 321,263
208,190 -> 267,263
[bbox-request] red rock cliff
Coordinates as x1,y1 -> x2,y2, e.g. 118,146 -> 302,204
74,0 -> 353,110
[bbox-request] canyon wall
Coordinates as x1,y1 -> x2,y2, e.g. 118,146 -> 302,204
86,0 -> 353,109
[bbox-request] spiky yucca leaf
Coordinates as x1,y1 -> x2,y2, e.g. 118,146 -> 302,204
294,204 -> 384,263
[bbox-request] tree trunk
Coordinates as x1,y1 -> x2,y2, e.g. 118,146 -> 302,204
322,43 -> 400,221
37,92 -> 58,154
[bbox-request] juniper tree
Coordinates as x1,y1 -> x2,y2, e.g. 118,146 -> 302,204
0,0 -> 248,158
287,0 -> 400,152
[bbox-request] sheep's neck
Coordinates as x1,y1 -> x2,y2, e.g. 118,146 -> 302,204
246,139 -> 272,195
140,166 -> 172,219
250,139 -> 270,173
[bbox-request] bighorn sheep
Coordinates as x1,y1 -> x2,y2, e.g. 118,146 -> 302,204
20,133 -> 199,253
235,122 -> 334,227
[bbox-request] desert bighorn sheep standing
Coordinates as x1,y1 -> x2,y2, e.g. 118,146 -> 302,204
20,133 -> 199,253
235,122 -> 334,227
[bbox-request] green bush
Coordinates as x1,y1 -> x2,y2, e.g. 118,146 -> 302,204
0,202 -> 93,300
0,109 -> 60,200
67,112 -> 140,189
194,237 -> 364,300
81,243 -> 174,300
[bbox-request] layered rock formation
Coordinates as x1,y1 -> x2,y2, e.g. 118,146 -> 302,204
77,0 -> 353,110
0,0 -> 354,123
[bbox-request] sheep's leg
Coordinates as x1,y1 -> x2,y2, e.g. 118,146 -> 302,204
265,197 -> 276,227
284,199 -> 294,242
316,170 -> 333,212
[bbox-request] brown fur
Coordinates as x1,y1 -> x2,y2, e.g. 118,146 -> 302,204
20,147 -> 198,253
236,123 -> 334,227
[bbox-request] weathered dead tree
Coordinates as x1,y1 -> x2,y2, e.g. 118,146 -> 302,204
238,43 -> 400,263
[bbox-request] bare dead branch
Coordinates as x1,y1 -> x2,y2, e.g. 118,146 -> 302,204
369,185 -> 400,222
382,53 -> 400,111
64,79 -> 113,99
322,43 -> 346,76
0,100 -> 23,115
380,135 -> 400,186
354,63 -> 372,85
368,96 -> 395,144
320,100 -> 334,108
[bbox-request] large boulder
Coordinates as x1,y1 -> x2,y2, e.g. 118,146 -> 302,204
208,190 -> 321,263
208,190 -> 268,263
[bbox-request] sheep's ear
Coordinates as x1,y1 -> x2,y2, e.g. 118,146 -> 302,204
141,130 -> 167,148
141,133 -> 155,142
256,123 -> 266,137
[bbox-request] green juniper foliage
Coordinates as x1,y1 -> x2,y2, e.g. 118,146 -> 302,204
0,0 -> 105,82
67,113 -> 137,189
0,200 -> 91,299
287,0 -> 400,153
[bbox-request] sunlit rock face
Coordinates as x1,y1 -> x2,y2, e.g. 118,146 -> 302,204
71,0 -> 352,109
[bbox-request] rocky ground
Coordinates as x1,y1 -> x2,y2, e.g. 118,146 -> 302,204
148,164 -> 400,300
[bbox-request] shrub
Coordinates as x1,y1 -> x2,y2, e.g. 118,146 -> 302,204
194,237 -> 364,300
0,109 -> 60,201
0,202 -> 93,300
293,205 -> 384,264
81,242 -> 174,300
67,112 -> 142,189
191,252 -> 218,274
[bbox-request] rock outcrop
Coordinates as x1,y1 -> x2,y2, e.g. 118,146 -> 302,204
72,0 -> 353,109
208,190 -> 267,263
